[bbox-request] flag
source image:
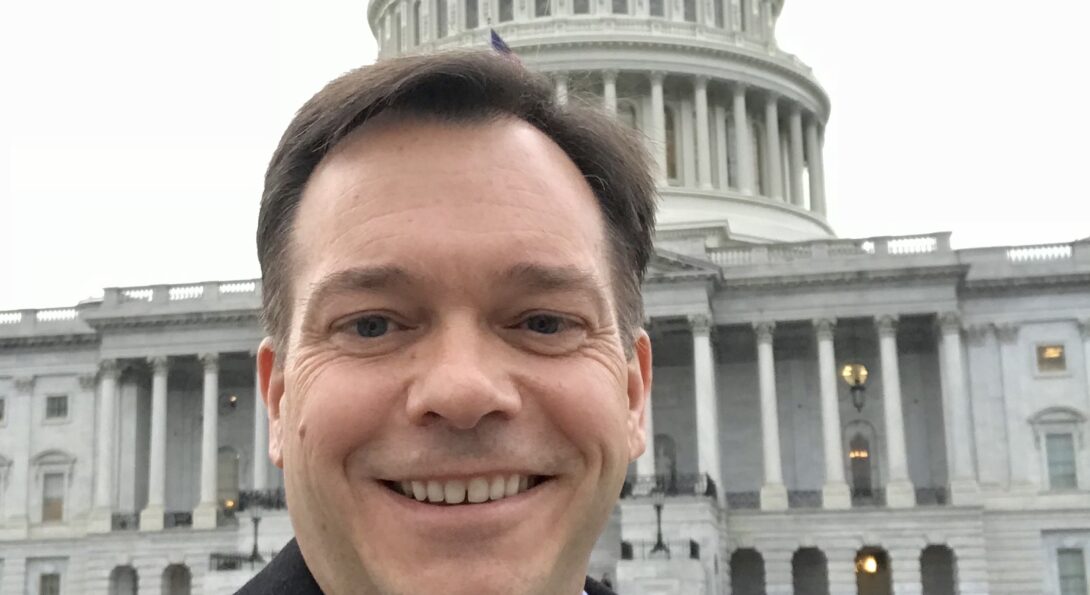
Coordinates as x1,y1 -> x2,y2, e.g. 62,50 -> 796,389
490,28 -> 515,57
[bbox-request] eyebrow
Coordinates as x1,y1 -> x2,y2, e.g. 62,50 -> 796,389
300,262 -> 612,330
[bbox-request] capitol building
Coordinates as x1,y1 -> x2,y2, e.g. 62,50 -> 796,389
2,1 -> 1089,594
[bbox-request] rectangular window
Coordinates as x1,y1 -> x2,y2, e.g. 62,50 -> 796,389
499,0 -> 514,21
535,0 -> 550,17
1059,549 -> 1088,595
45,395 -> 67,420
465,0 -> 479,28
42,473 -> 64,522
1047,433 -> 1078,490
714,0 -> 723,27
573,0 -> 590,14
611,0 -> 626,13
40,574 -> 61,595
649,0 -> 664,17
1037,344 -> 1067,373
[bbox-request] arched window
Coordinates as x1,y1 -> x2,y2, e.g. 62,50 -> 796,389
412,0 -> 422,45
535,0 -> 551,17
649,0 -> 664,17
792,548 -> 829,595
436,0 -> 448,38
653,433 -> 677,490
611,0 -> 627,14
499,0 -> 514,21
1030,406 -> 1086,491
109,566 -> 138,595
855,548 -> 892,595
849,433 -> 873,494
465,0 -> 479,29
730,549 -> 766,595
162,565 -> 191,595
664,106 -> 679,182
920,545 -> 958,595
682,0 -> 695,22
217,446 -> 240,510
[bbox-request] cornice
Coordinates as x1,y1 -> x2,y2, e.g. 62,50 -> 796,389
961,273 -> 1090,296
85,310 -> 261,331
0,334 -> 100,350
720,265 -> 967,291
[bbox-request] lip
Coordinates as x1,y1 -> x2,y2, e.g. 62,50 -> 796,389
369,476 -> 558,537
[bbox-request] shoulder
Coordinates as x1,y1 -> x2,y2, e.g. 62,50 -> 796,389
235,539 -> 323,595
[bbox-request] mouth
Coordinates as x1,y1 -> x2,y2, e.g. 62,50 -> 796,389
381,474 -> 554,506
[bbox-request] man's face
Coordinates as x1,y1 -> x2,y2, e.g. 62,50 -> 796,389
258,115 -> 651,595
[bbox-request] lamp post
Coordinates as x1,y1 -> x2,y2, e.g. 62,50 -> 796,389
648,490 -> 670,559
249,507 -> 264,564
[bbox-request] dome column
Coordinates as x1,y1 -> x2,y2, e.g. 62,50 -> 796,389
602,70 -> 617,114
763,93 -> 784,200
554,72 -> 569,105
731,84 -> 756,195
805,116 -> 827,215
694,76 -> 713,189
650,71 -> 667,184
788,106 -> 805,207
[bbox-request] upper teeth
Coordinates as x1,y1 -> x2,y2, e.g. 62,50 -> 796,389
396,475 -> 534,505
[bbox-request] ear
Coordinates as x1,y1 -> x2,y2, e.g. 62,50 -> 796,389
625,328 -> 653,462
257,336 -> 286,468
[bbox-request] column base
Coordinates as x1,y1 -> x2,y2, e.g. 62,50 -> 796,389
139,506 -> 165,531
822,482 -> 852,510
760,483 -> 788,511
950,479 -> 982,506
87,507 -> 113,533
192,503 -> 218,529
886,480 -> 916,509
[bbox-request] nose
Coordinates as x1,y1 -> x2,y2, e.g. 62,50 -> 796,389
405,320 -> 522,430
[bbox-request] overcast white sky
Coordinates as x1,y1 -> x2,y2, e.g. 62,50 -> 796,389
1,1 -> 1087,310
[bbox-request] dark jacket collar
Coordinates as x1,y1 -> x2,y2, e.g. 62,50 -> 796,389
236,538 -> 617,595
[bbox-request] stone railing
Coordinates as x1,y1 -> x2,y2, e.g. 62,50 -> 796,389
707,232 -> 953,267
209,552 -> 277,572
958,239 -> 1090,279
724,491 -> 760,510
621,473 -> 717,500
914,487 -> 949,506
787,490 -> 823,509
237,488 -> 288,512
850,488 -> 886,508
104,279 -> 260,308
621,538 -> 702,561
0,307 -> 92,337
111,512 -> 140,531
164,511 -> 193,529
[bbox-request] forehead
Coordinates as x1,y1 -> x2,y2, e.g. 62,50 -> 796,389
291,115 -> 611,295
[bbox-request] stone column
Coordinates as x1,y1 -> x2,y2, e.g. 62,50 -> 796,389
140,357 -> 169,531
876,316 -> 915,508
6,376 -> 34,530
888,548 -> 923,595
690,314 -> 723,499
755,321 -> 787,510
938,313 -> 981,505
194,353 -> 220,529
815,319 -> 850,509
694,76 -> 713,189
788,106 -> 805,207
554,72 -> 569,105
89,360 -> 121,532
805,117 -> 827,215
650,72 -> 667,184
714,104 -> 729,190
732,85 -> 756,195
1081,320 -> 1090,399
602,70 -> 617,115
252,355 -> 269,491
996,323 -> 1035,491
763,94 -> 783,199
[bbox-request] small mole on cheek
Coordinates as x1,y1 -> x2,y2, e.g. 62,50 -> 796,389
298,424 -> 307,441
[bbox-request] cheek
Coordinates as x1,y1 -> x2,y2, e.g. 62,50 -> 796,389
288,357 -> 404,461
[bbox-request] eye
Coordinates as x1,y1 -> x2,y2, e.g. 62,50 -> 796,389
521,314 -> 566,335
354,315 -> 393,338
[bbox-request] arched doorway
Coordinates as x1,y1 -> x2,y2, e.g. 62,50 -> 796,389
921,545 -> 957,595
162,564 -> 190,595
856,547 -> 892,595
108,566 -> 137,595
793,547 -> 830,595
730,548 -> 765,595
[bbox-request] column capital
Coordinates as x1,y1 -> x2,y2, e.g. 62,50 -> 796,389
1079,319 -> 1090,340
754,320 -> 775,342
813,318 -> 836,341
764,92 -> 779,107
732,82 -> 748,96
78,374 -> 97,390
148,356 -> 170,374
693,74 -> 709,87
199,353 -> 220,370
688,313 -> 713,335
938,312 -> 962,334
649,70 -> 666,84
966,324 -> 992,346
99,359 -> 120,378
875,315 -> 898,336
995,323 -> 1020,344
14,375 -> 35,394
601,69 -> 618,82
789,103 -> 802,117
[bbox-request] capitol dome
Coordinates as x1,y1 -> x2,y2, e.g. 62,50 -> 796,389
367,0 -> 833,246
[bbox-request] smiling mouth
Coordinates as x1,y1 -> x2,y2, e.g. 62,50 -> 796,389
381,475 -> 553,505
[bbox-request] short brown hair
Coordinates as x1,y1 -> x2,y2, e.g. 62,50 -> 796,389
257,50 -> 656,355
